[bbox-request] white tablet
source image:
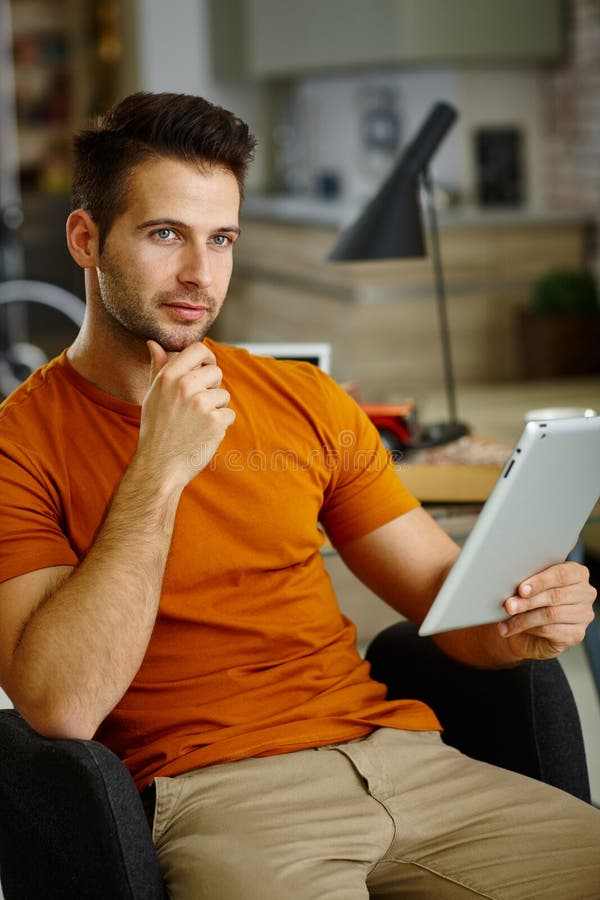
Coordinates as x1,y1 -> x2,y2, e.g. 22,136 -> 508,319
419,416 -> 600,636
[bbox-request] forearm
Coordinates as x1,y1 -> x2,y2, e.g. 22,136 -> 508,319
405,559 -> 524,669
7,458 -> 183,739
432,623 -> 522,669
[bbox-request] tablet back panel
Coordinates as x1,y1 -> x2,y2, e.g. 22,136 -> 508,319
419,417 -> 600,636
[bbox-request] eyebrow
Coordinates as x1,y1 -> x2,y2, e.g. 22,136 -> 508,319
136,218 -> 241,235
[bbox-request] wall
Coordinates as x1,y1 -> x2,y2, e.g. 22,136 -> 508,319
544,0 -> 600,278
281,65 -> 548,211
132,0 -> 268,191
283,68 -> 460,205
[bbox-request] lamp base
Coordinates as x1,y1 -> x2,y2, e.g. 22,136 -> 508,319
408,420 -> 470,450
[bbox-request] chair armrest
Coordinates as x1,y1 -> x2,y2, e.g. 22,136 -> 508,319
0,709 -> 166,900
366,621 -> 591,803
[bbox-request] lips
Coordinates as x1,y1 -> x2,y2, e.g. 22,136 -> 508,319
163,302 -> 209,321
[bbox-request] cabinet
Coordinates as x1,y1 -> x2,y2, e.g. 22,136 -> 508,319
244,0 -> 565,78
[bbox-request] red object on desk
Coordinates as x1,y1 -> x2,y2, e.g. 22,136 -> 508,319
360,402 -> 416,448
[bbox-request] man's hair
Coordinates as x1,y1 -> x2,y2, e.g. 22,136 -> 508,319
71,92 -> 256,252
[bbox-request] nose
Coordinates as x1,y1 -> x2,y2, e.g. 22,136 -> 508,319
178,243 -> 213,289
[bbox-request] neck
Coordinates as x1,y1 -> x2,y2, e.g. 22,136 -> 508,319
67,274 -> 152,405
68,327 -> 151,406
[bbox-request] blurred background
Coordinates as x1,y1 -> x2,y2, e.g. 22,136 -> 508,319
1,0 -> 600,799
1,0 -> 599,401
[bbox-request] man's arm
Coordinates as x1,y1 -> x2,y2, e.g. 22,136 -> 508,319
0,340 -> 234,739
337,506 -> 596,668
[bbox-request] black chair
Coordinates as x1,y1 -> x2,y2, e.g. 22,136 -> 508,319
0,621 -> 591,900
0,709 -> 167,900
366,621 -> 591,800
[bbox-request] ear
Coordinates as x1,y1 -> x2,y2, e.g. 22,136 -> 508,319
66,210 -> 100,268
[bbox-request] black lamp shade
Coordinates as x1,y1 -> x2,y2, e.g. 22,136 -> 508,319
329,172 -> 425,262
328,101 -> 457,263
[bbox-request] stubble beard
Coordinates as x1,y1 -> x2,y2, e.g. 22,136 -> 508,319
96,252 -> 221,352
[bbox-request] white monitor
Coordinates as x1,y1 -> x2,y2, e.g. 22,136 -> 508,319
231,342 -> 332,375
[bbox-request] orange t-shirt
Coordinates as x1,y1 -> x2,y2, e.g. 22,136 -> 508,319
0,340 -> 439,790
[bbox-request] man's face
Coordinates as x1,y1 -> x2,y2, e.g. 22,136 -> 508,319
95,157 -> 241,352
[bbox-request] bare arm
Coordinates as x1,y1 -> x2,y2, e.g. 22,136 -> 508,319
338,506 -> 596,668
0,340 -> 235,739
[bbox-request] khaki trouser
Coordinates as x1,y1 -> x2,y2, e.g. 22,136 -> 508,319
151,727 -> 600,899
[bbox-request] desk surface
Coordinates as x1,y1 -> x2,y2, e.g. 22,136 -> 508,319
399,435 -> 510,503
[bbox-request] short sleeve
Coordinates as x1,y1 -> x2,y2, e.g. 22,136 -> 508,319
316,376 -> 420,546
0,439 -> 78,582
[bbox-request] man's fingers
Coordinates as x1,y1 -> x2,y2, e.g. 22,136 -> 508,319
161,341 -> 217,377
199,387 -> 231,410
501,600 -> 593,633
147,340 -> 169,384
516,561 -> 590,604
147,340 -> 218,384
504,575 -> 595,619
146,341 -> 223,405
499,559 -> 596,647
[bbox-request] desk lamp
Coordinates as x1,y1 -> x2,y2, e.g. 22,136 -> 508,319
329,101 -> 469,448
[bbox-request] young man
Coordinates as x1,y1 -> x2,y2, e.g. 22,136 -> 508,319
0,92 -> 598,898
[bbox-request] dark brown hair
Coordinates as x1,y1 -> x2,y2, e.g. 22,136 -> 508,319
71,92 -> 256,251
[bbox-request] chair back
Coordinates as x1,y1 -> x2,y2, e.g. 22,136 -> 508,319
0,709 -> 166,899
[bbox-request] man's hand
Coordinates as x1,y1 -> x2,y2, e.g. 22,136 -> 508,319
137,340 -> 235,489
497,561 -> 597,659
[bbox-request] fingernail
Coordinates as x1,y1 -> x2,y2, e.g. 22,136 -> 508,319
521,583 -> 532,597
499,622 -> 509,636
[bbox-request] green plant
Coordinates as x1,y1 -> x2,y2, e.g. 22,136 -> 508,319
530,268 -> 600,315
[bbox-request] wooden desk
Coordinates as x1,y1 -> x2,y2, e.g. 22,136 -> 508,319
399,434 -> 510,504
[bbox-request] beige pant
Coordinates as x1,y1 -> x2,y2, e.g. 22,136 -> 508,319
151,728 -> 600,899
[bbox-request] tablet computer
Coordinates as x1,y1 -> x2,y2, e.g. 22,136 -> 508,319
418,416 -> 600,636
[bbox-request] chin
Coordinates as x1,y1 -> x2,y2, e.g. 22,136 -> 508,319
158,336 -> 202,352
147,325 -> 213,352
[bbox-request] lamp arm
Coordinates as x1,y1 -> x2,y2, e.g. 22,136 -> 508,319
421,169 -> 459,424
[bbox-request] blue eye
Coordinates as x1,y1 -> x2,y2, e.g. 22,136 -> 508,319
213,234 -> 229,247
155,228 -> 174,240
